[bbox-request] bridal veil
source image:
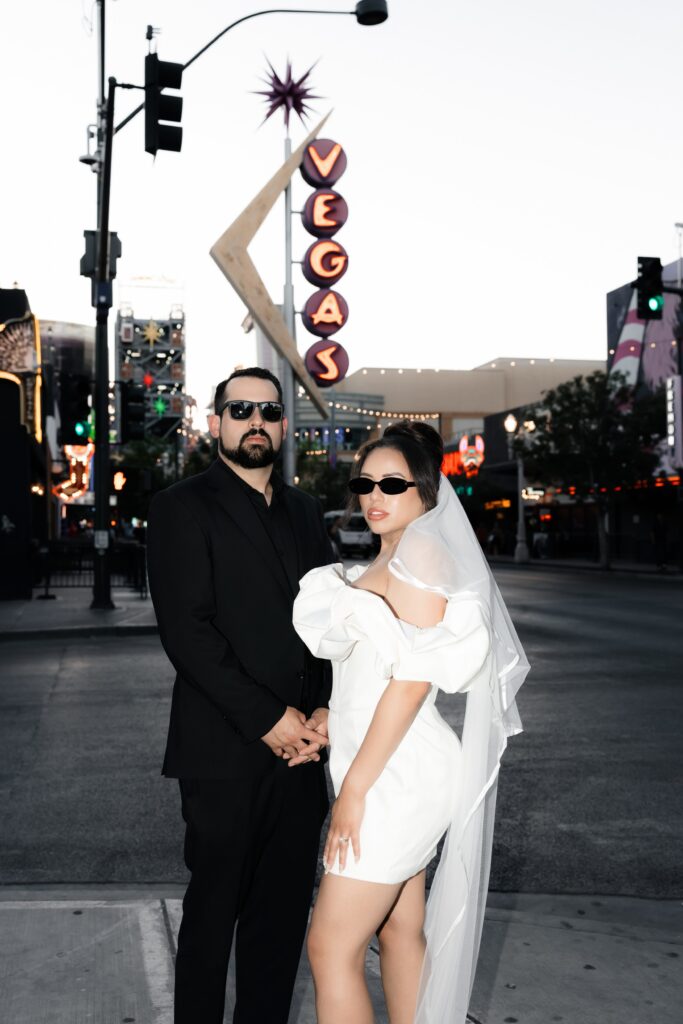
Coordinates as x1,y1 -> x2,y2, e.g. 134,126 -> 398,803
388,474 -> 529,1024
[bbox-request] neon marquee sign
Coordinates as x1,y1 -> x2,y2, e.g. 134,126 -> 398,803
442,435 -> 485,479
301,138 -> 349,386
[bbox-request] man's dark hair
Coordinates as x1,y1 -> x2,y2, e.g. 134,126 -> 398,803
213,367 -> 283,413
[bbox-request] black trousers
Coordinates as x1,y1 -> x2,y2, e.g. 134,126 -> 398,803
174,760 -> 328,1024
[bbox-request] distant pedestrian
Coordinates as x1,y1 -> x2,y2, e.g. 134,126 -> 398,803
147,367 -> 333,1024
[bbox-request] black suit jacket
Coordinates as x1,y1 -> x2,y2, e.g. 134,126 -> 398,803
147,459 -> 334,779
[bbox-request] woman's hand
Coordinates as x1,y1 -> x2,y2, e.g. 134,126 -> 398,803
287,707 -> 330,768
324,785 -> 364,872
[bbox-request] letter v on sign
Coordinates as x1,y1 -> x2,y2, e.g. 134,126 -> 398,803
301,138 -> 347,189
309,143 -> 342,179
210,114 -> 332,418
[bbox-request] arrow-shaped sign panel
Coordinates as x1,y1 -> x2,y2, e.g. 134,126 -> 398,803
210,114 -> 332,419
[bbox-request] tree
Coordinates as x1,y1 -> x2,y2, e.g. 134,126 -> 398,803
296,456 -> 351,509
516,371 -> 665,567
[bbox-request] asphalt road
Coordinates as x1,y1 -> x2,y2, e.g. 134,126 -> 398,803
1,566 -> 681,897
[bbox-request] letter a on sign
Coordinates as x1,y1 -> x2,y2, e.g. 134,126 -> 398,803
302,289 -> 349,338
312,292 -> 344,325
301,139 -> 347,188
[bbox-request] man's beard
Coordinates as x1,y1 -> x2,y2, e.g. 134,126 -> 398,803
220,429 -> 277,469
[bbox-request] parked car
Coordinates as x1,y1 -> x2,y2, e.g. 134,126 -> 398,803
324,510 -> 374,559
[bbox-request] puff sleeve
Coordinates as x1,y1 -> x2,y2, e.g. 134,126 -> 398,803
391,593 -> 492,694
293,564 -> 360,662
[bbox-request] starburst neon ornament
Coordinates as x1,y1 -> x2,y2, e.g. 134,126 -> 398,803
255,60 -> 320,130
143,320 -> 161,345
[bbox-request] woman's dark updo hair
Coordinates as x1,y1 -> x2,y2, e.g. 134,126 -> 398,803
349,420 -> 444,513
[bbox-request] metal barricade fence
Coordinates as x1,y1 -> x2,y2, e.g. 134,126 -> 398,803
34,540 -> 148,597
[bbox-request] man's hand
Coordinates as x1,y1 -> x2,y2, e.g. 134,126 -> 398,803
287,707 -> 330,768
261,706 -> 329,761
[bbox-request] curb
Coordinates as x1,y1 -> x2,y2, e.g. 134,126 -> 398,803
0,623 -> 159,642
488,557 -> 683,579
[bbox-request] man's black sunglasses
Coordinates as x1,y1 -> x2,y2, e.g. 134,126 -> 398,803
348,477 -> 417,496
218,400 -> 284,422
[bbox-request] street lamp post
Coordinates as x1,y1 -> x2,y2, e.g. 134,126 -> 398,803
83,0 -> 388,607
504,413 -> 530,564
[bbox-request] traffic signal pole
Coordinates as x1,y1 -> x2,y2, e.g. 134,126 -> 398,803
91,77 -> 116,609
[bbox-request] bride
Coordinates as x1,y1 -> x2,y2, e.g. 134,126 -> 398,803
292,420 -> 528,1024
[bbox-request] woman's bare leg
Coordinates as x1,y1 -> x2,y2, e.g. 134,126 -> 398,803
376,870 -> 427,1024
307,873 -> 402,1024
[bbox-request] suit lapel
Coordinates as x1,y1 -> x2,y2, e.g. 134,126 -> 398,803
206,460 -> 293,602
279,486 -> 306,591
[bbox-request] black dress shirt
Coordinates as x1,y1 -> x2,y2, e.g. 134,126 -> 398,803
221,462 -> 299,592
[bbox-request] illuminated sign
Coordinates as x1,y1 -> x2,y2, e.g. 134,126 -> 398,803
302,289 -> 349,337
442,435 -> 485,478
302,189 -> 348,237
484,499 -> 511,510
302,240 -> 348,288
300,139 -> 349,384
301,139 -> 347,188
304,339 -> 350,388
53,444 -> 95,503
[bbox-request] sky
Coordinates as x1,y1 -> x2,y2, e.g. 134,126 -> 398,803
3,0 -> 683,418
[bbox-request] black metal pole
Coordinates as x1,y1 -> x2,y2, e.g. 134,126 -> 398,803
91,77 -> 116,609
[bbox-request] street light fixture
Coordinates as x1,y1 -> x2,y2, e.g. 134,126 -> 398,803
355,0 -> 389,25
504,413 -> 531,564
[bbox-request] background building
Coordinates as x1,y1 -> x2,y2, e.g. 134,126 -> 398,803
293,357 -> 604,459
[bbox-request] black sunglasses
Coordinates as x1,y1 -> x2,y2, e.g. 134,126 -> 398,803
218,400 -> 284,422
348,477 -> 417,496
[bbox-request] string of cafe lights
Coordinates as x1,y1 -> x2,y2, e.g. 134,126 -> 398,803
297,390 -> 439,421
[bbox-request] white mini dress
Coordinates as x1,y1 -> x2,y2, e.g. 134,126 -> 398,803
292,562 -> 492,884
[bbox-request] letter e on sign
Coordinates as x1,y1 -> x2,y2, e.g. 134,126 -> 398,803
301,139 -> 347,188
302,189 -> 349,238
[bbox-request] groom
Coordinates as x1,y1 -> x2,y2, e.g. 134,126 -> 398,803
147,367 -> 333,1024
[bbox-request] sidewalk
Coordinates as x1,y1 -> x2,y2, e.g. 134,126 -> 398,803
0,588 -> 158,640
0,886 -> 679,1023
488,554 -> 683,577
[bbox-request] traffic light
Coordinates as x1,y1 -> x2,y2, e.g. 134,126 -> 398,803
80,230 -> 122,280
59,373 -> 91,445
636,256 -> 664,320
120,383 -> 146,443
144,53 -> 183,156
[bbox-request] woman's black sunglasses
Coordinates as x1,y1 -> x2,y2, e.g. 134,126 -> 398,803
218,400 -> 284,422
348,477 -> 417,496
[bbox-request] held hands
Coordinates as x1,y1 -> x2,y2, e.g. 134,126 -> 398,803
261,706 -> 329,764
287,707 -> 329,768
324,783 -> 364,873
